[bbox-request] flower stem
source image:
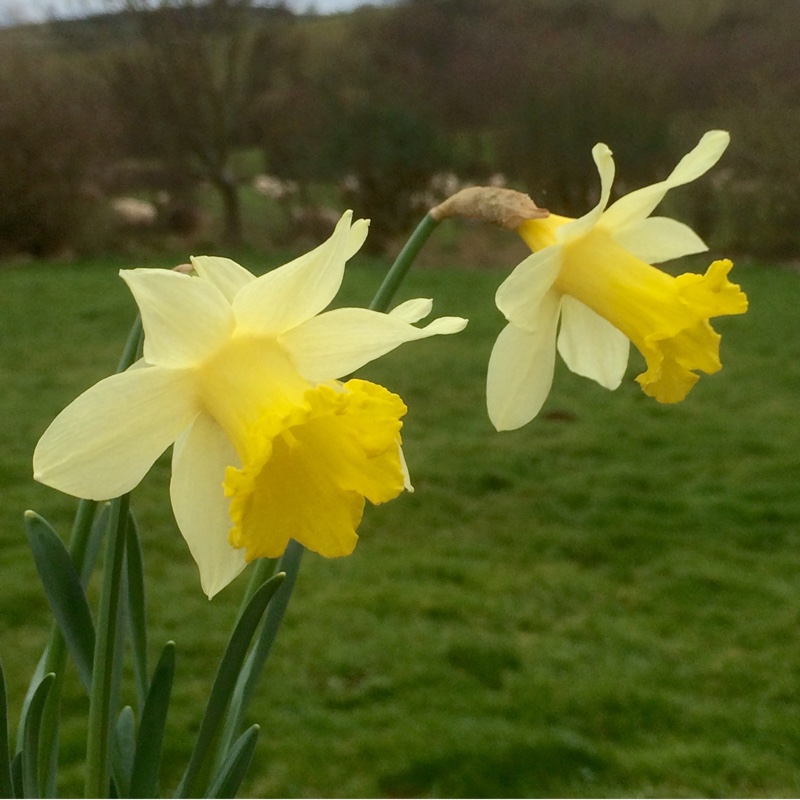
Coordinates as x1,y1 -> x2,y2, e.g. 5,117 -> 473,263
116,314 -> 143,373
75,317 -> 143,796
369,213 -> 440,312
84,493 -> 129,799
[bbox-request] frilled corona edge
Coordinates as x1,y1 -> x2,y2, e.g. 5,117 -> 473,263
430,186 -> 549,229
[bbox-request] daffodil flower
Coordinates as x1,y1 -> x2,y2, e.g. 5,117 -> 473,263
488,130 -> 748,431
34,211 -> 467,597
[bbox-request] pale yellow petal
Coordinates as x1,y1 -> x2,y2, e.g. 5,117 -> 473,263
233,211 -> 368,336
34,366 -> 198,500
344,217 -> 370,259
557,142 -> 615,242
557,296 -> 630,389
389,297 -> 434,323
280,307 -> 467,382
495,246 -> 562,330
609,216 -> 708,264
170,412 -> 247,599
664,130 -> 730,185
398,441 -> 413,492
601,130 -> 729,230
190,255 -> 255,302
120,269 -> 234,369
487,292 -> 561,431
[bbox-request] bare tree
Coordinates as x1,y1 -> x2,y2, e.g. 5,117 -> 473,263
107,0 -> 289,245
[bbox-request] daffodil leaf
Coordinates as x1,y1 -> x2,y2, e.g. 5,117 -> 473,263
215,543 -> 302,767
176,572 -> 286,799
81,502 -> 110,587
111,706 -> 135,799
21,672 -> 54,798
37,672 -> 60,800
130,641 -> 175,799
0,659 -> 13,799
125,510 -> 148,713
25,511 -> 95,693
10,753 -> 22,798
204,725 -> 260,799
15,649 -> 47,756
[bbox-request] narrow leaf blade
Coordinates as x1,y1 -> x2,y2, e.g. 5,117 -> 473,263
125,510 -> 148,713
216,542 -> 302,766
25,511 -> 95,692
10,754 -> 21,799
129,642 -> 176,799
84,494 -> 130,799
111,707 -> 136,799
15,648 -> 47,756
176,573 -> 285,798
21,673 -> 54,798
204,725 -> 260,799
80,502 -> 110,588
0,659 -> 13,798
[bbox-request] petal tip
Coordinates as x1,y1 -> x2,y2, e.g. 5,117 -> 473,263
705,129 -> 730,147
593,142 -> 613,158
447,316 -> 469,333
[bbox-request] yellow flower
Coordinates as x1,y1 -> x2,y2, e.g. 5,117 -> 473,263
34,212 -> 467,597
488,130 -> 748,431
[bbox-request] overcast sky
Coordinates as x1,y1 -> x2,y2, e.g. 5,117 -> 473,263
0,0 -> 371,25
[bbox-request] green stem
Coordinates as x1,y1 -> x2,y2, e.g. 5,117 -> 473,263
69,499 -> 100,576
116,314 -> 144,373
84,493 -> 130,798
369,213 -> 440,312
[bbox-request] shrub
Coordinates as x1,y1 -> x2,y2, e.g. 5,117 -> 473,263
0,41 -> 116,257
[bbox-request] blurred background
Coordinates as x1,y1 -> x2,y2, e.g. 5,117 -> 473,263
2,2 -> 800,797
0,0 -> 798,263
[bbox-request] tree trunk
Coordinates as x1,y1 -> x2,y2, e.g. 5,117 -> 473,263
214,170 -> 243,247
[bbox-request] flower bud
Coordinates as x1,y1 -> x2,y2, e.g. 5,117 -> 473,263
430,186 -> 549,229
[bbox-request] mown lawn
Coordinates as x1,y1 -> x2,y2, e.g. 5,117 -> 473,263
1,250 -> 799,797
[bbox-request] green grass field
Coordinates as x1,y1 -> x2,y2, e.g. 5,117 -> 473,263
1,250 -> 799,797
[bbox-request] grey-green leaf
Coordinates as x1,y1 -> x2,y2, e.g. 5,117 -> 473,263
176,573 -> 285,798
0,659 -> 13,798
21,673 -> 54,799
80,502 -> 110,587
125,510 -> 148,713
25,511 -> 95,692
111,706 -> 136,798
129,642 -> 176,799
216,542 -> 302,766
10,754 -> 21,799
204,725 -> 259,799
